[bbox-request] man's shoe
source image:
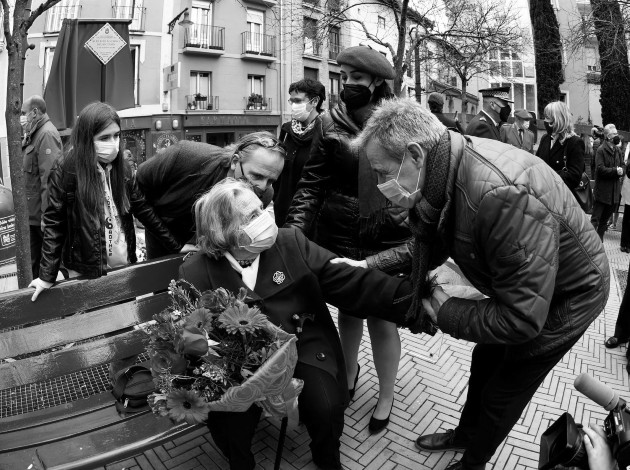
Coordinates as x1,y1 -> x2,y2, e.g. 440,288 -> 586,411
415,429 -> 468,452
605,336 -> 628,349
445,460 -> 464,470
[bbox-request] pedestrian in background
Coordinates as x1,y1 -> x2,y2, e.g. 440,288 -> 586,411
28,102 -> 181,301
427,92 -> 464,134
591,124 -> 624,240
273,78 -> 325,226
500,109 -> 535,154
286,45 -> 411,434
465,87 -> 512,141
21,95 -> 62,278
536,101 -> 586,198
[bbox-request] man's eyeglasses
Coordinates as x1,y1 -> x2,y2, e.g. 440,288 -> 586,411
236,137 -> 284,154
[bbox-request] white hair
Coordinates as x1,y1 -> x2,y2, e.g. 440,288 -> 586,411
352,97 -> 446,159
604,123 -> 618,138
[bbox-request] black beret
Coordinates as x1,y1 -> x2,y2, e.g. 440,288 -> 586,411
336,46 -> 396,79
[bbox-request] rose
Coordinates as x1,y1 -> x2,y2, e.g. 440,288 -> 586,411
150,348 -> 187,375
175,326 -> 209,356
200,288 -> 232,312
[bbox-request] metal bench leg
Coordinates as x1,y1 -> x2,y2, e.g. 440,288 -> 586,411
274,416 -> 288,470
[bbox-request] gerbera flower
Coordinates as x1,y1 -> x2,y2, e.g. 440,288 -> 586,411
185,307 -> 214,331
218,304 -> 268,335
166,389 -> 210,424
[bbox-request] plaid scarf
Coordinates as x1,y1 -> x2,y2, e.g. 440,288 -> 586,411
407,130 -> 452,333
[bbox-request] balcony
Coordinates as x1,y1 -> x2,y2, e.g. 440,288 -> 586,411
328,42 -> 342,61
586,71 -> 601,84
244,96 -> 272,112
111,4 -> 146,32
241,32 -> 276,62
304,39 -> 322,58
184,24 -> 225,56
45,5 -> 81,33
328,93 -> 339,110
186,95 -> 219,112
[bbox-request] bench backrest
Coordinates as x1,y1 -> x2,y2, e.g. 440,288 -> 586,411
0,255 -> 184,390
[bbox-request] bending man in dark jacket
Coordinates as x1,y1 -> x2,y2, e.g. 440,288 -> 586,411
136,132 -> 285,259
353,97 -> 609,470
21,95 -> 62,278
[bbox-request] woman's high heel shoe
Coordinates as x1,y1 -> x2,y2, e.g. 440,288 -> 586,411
348,364 -> 360,400
369,399 -> 394,434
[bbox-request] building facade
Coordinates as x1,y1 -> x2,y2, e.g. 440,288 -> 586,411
22,0 -> 282,167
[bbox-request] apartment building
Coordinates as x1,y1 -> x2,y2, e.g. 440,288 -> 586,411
22,0 -> 282,166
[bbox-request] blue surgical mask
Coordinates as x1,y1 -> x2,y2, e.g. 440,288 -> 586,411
376,152 -> 422,208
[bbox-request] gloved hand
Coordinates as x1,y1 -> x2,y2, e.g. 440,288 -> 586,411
28,278 -> 54,301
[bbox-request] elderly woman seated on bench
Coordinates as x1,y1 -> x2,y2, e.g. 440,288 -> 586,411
179,178 -> 415,470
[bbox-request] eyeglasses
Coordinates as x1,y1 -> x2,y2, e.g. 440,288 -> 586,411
236,136 -> 284,154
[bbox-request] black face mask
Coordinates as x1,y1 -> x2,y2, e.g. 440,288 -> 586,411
340,84 -> 373,112
499,105 -> 512,123
613,136 -> 621,145
544,121 -> 554,135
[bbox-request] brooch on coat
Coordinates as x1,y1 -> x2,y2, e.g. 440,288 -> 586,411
272,271 -> 285,284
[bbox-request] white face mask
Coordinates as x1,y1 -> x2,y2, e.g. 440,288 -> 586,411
376,152 -> 422,209
94,139 -> 120,163
19,115 -> 28,127
240,210 -> 278,254
291,100 -> 313,122
522,120 -> 530,129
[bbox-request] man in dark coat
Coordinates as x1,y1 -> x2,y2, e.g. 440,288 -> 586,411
465,86 -> 512,141
21,95 -> 62,278
354,97 -> 609,470
273,78 -> 326,225
428,92 -> 464,134
136,132 -> 285,259
591,123 -> 624,240
500,109 -> 535,154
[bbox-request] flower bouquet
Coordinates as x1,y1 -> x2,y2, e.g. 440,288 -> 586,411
144,280 -> 302,425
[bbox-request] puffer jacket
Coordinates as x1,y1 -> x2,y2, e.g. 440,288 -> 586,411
285,102 -> 411,272
435,134 -> 609,357
39,155 -> 182,282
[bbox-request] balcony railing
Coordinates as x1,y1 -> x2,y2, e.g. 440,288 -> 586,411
186,95 -> 219,111
304,39 -> 322,57
241,32 -> 276,57
112,5 -> 146,32
244,97 -> 272,111
185,24 -> 225,50
328,93 -> 339,110
328,42 -> 342,60
45,5 -> 81,33
586,71 -> 601,85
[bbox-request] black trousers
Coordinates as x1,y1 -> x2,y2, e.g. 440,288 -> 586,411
29,225 -> 43,279
206,362 -> 346,470
621,205 -> 630,249
591,200 -> 616,240
615,262 -> 630,341
456,340 -> 580,470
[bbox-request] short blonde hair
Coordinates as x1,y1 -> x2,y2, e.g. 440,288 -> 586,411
194,178 -> 257,258
543,101 -> 575,141
352,97 -> 446,159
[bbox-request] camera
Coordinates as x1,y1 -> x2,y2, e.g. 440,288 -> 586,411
539,373 -> 630,469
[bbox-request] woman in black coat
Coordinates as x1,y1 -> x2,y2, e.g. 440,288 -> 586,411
536,101 -> 586,193
181,179 -> 414,470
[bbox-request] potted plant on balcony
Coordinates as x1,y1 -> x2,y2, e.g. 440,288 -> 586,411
261,100 -> 268,111
247,93 -> 263,110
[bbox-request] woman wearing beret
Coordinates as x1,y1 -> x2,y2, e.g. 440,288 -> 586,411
181,179 -> 416,470
285,45 -> 411,434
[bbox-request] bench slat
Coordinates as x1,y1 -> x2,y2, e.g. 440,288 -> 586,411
0,255 -> 183,328
0,293 -> 168,360
0,329 -> 147,388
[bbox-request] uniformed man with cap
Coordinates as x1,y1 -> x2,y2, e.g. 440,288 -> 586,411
500,109 -> 535,154
465,87 -> 513,141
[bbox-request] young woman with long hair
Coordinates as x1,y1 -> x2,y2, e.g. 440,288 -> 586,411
29,101 -> 183,301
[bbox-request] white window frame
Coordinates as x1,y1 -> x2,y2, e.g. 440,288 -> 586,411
248,75 -> 265,97
45,0 -> 80,33
43,46 -> 56,92
246,9 -> 264,53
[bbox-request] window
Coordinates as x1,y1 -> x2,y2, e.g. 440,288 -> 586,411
45,0 -> 80,33
112,0 -> 145,31
190,71 -> 211,97
488,50 -> 522,79
248,75 -> 265,97
450,76 -> 457,87
246,9 -> 264,52
304,17 -> 319,56
304,67 -> 318,80
329,72 -> 340,109
43,46 -> 56,91
489,81 -> 537,113
328,26 -> 340,60
377,16 -> 385,30
130,45 -> 140,105
188,1 -> 213,47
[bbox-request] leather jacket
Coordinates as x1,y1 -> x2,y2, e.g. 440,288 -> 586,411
435,134 -> 609,357
285,102 -> 412,273
39,156 -> 182,282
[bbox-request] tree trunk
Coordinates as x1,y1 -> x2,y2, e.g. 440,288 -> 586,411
529,0 -> 563,117
591,0 -> 630,130
392,0 -> 409,97
414,39 -> 421,104
4,1 -> 33,288
460,79 -> 468,128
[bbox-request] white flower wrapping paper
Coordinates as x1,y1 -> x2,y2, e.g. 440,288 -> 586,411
429,259 -> 486,300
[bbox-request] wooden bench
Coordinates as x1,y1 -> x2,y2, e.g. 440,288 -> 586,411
0,255 -> 288,470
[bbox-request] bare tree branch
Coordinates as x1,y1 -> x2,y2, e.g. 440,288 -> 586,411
24,0 -> 62,31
